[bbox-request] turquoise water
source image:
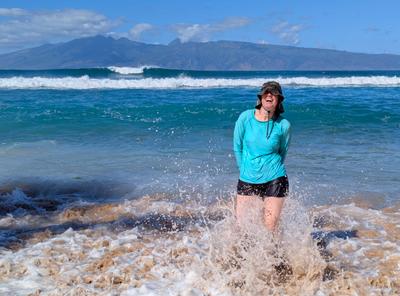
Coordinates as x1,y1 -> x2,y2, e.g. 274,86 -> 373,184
1,68 -> 400,295
0,68 -> 399,206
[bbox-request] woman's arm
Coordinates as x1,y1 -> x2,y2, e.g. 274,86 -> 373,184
233,113 -> 246,169
279,120 -> 291,162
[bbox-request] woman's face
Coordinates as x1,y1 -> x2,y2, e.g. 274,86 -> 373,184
261,93 -> 279,112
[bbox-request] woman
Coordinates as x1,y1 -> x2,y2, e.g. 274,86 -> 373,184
233,81 -> 291,232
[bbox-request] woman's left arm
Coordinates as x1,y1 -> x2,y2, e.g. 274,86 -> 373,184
279,120 -> 291,162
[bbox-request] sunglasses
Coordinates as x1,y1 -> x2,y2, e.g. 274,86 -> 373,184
262,93 -> 277,100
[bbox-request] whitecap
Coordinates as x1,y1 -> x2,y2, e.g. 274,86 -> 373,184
0,75 -> 399,89
107,65 -> 158,75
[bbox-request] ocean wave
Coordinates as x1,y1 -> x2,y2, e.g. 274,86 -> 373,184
0,75 -> 400,89
1,192 -> 399,295
107,65 -> 158,75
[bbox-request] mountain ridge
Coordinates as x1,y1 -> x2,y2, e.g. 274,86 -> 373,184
1,35 -> 400,70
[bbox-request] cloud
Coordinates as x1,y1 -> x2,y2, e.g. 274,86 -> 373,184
174,24 -> 210,42
129,23 -> 153,40
0,8 -> 120,52
271,21 -> 304,45
0,8 -> 28,16
173,17 -> 250,42
214,17 -> 250,31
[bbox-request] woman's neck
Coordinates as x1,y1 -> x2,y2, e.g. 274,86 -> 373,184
256,108 -> 274,121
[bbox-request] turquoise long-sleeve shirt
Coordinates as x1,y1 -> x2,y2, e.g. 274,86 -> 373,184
233,109 -> 291,184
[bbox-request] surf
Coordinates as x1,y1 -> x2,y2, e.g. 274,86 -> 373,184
0,75 -> 400,89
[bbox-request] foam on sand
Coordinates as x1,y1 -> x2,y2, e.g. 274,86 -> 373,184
1,187 -> 400,295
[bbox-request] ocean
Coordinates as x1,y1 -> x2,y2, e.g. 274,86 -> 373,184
0,67 -> 399,295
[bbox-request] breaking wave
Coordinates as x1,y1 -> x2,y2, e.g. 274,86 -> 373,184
107,66 -> 158,75
0,75 -> 400,89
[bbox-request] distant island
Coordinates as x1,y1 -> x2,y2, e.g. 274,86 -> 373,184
1,35 -> 400,70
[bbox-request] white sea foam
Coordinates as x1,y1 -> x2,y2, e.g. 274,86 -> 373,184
1,195 -> 399,295
107,65 -> 157,74
0,75 -> 399,89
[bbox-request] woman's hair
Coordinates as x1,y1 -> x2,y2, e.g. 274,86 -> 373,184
255,81 -> 285,119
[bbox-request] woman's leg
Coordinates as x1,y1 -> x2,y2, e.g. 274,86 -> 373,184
235,194 -> 263,227
263,197 -> 284,232
264,197 -> 292,279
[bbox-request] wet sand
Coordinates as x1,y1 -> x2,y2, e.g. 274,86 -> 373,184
1,187 -> 400,295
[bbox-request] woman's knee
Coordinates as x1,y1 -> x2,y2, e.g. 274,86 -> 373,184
264,212 -> 279,231
263,197 -> 285,231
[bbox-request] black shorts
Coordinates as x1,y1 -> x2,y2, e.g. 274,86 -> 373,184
237,176 -> 289,199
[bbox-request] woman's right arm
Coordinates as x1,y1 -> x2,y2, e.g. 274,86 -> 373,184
233,113 -> 246,169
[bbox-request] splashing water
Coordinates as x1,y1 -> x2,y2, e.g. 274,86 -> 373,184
2,186 -> 399,295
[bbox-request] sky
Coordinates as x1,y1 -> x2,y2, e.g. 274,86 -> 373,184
0,0 -> 399,55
